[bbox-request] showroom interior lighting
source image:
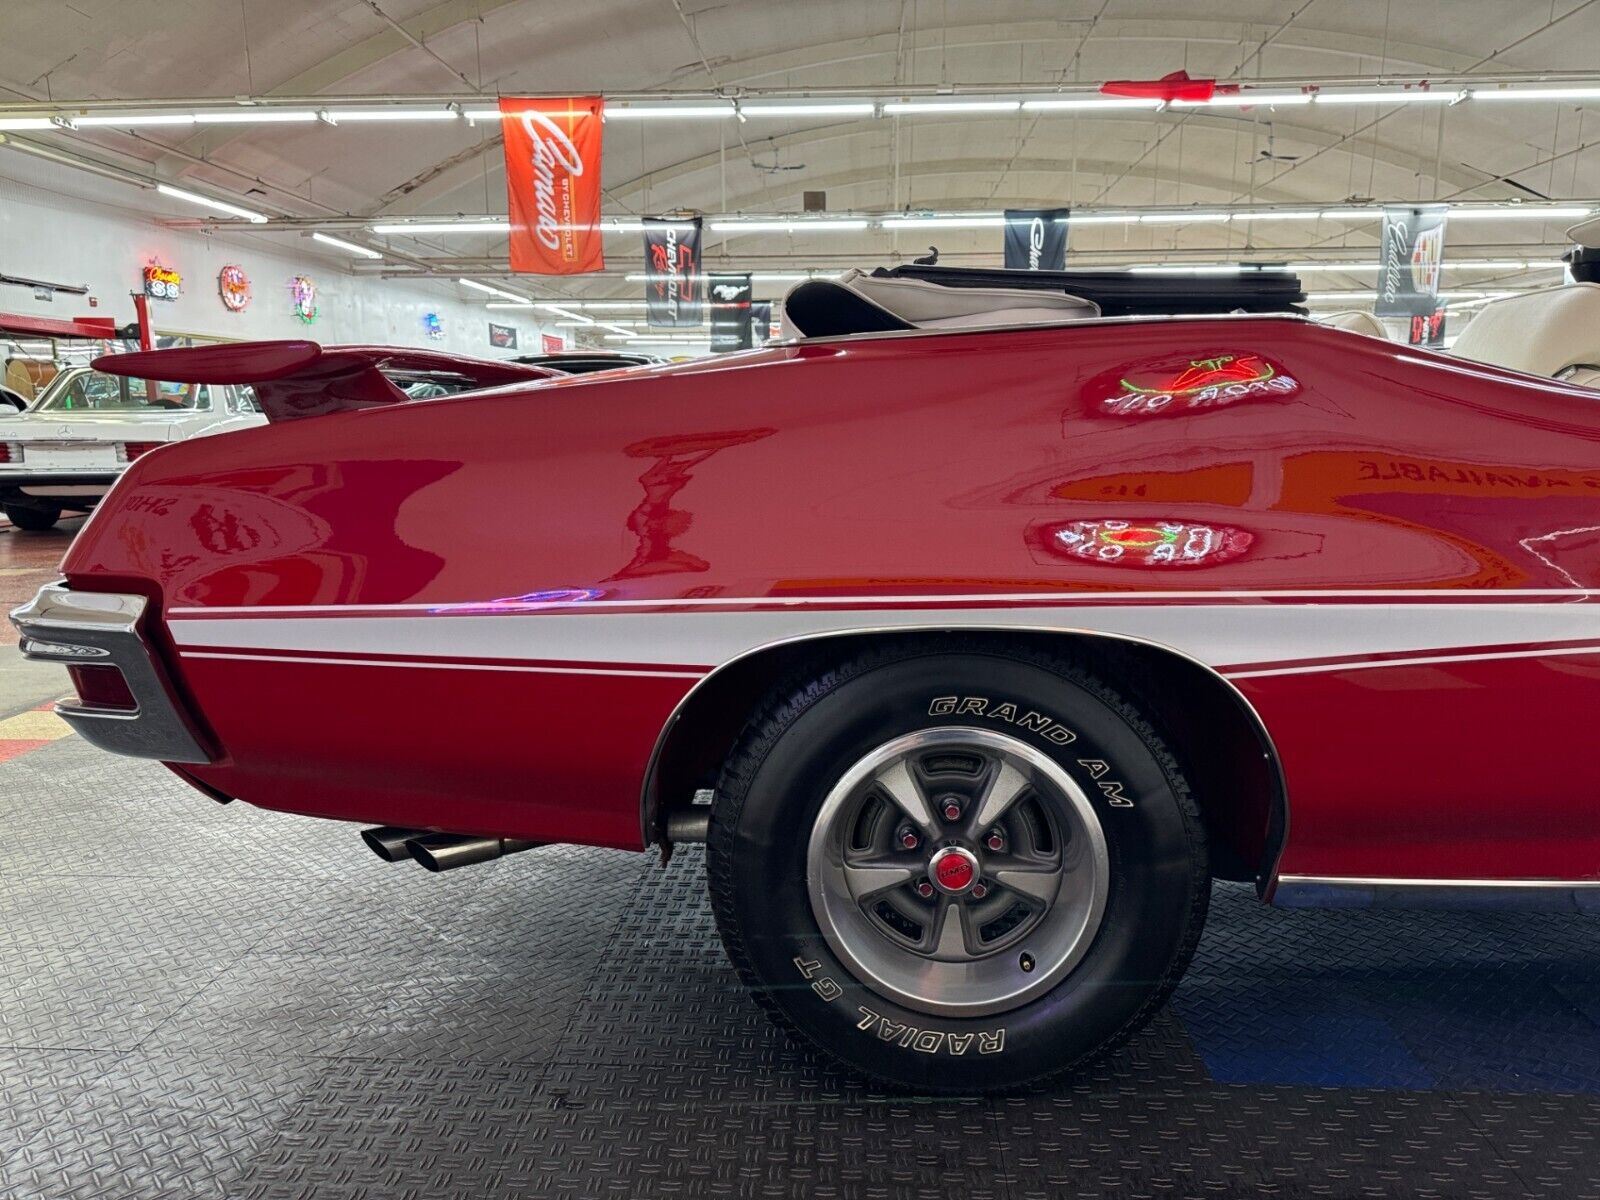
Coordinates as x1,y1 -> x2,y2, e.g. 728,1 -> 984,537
318,108 -> 459,123
1020,97 -> 1160,111
189,109 -> 319,123
457,278 -> 530,302
738,102 -> 878,116
311,232 -> 383,259
372,220 -> 509,234
72,113 -> 198,127
1173,92 -> 1312,107
882,99 -> 1021,114
156,183 -> 267,223
710,219 -> 872,231
1314,89 -> 1467,105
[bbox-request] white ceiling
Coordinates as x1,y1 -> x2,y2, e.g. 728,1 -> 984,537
2,0 -> 1597,300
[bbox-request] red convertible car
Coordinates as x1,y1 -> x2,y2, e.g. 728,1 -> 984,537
13,266 -> 1600,1092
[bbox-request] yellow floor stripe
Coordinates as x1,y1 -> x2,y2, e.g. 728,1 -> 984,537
0,710 -> 74,740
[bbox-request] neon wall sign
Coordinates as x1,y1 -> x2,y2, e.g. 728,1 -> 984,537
142,262 -> 182,301
1096,352 -> 1298,417
290,275 -> 318,324
218,265 -> 251,312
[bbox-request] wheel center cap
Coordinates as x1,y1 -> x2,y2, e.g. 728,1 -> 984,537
929,845 -> 980,894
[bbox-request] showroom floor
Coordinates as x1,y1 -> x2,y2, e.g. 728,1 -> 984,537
5,522 -> 1600,1199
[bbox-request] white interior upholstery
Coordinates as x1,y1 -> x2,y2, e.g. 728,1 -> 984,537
1318,310 -> 1389,339
1450,282 -> 1600,380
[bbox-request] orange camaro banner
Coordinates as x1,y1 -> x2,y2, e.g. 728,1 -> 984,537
501,96 -> 605,274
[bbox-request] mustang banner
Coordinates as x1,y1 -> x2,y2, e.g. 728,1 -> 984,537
1003,208 -> 1070,271
709,273 -> 753,351
501,96 -> 605,275
643,217 -> 704,326
1375,203 -> 1447,319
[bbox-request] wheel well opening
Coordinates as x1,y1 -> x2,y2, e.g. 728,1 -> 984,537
643,629 -> 1285,888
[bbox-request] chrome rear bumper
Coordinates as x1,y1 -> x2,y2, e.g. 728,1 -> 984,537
9,583 -> 211,764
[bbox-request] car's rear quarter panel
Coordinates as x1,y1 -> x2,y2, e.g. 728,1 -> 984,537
61,319 -> 1600,875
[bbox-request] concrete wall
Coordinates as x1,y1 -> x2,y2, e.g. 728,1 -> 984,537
0,164 -> 561,357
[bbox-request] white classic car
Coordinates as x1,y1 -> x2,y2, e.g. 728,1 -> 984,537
0,364 -> 263,530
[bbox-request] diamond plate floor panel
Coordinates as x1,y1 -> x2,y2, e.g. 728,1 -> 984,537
5,735 -> 1600,1198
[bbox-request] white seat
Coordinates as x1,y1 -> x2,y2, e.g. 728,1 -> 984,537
1318,310 -> 1389,339
1450,282 -> 1600,383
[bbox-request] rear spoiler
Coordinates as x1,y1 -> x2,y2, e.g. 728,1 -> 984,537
91,340 -> 558,422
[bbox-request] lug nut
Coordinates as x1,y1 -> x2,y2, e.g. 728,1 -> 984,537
985,830 -> 1005,851
900,830 -> 920,850
915,880 -> 935,899
971,882 -> 988,900
942,800 -> 963,822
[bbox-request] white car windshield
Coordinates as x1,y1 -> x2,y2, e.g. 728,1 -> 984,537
36,370 -> 209,413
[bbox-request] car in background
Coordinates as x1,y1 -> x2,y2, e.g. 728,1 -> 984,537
0,364 -> 263,530
509,350 -> 667,375
0,385 -> 27,413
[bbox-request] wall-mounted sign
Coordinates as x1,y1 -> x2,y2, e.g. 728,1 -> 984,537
423,312 -> 445,341
541,332 -> 564,354
142,262 -> 182,301
218,265 -> 251,312
290,275 -> 318,324
488,322 -> 519,349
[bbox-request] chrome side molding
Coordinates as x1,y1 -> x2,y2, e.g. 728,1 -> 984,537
9,582 -> 212,764
1273,873 -> 1600,912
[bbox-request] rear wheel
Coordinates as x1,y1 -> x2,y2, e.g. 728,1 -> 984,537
708,640 -> 1209,1092
3,503 -> 60,532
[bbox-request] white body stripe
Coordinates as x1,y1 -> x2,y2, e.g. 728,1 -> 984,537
169,602 -> 1600,674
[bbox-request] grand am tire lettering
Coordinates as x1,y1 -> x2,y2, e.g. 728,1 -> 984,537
927,695 -> 1076,744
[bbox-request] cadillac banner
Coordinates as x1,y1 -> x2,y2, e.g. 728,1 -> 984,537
709,273 -> 753,351
1003,208 -> 1070,271
643,217 -> 704,326
1375,203 -> 1447,319
501,96 -> 605,275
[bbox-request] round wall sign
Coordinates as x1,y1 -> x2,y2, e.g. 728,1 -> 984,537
218,265 -> 251,312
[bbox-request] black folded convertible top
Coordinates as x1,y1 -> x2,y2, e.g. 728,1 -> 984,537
872,264 -> 1306,317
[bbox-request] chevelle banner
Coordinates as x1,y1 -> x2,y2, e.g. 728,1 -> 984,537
501,96 -> 605,275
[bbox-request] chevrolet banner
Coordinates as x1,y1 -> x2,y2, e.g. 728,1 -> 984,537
501,96 -> 605,275
1003,208 -> 1070,271
643,217 -> 704,326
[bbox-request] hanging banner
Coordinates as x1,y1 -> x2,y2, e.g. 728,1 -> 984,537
750,301 -> 773,344
1003,208 -> 1070,271
1407,308 -> 1447,349
501,96 -> 605,275
709,274 -> 753,351
643,217 -> 704,326
1375,203 -> 1447,317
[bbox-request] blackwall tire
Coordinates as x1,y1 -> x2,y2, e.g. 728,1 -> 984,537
707,639 -> 1209,1093
3,503 -> 60,532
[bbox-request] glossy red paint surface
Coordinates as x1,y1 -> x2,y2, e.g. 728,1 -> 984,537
63,318 -> 1600,876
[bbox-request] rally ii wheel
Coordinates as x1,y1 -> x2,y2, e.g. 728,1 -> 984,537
707,640 -> 1209,1093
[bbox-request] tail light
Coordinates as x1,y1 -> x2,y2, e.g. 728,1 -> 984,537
117,441 -> 163,463
67,665 -> 137,712
0,442 -> 21,463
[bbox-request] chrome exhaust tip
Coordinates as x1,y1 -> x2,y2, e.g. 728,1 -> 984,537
362,826 -> 425,862
406,835 -> 539,873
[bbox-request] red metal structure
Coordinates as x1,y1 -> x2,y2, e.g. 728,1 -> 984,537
15,315 -> 1600,1090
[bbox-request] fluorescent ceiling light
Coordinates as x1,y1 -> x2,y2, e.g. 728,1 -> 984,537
739,102 -> 877,116
538,303 -> 592,323
711,219 -> 870,231
1173,93 -> 1311,107
598,323 -> 637,336
1315,90 -> 1464,105
73,113 -> 196,127
1139,212 -> 1231,223
371,221 -> 508,234
1232,210 -> 1324,221
1293,263 -> 1384,272
321,108 -> 459,122
0,118 -> 56,130
1318,207 -> 1382,218
605,105 -> 735,119
883,100 -> 1020,114
458,278 -> 528,302
189,109 -> 319,123
1475,87 -> 1600,102
485,301 -> 537,309
599,220 -> 647,232
1068,213 -> 1135,225
623,272 -> 836,283
1021,97 -> 1160,111
156,183 -> 267,222
1448,206 -> 1592,220
312,232 -> 382,259
1439,260 -> 1533,270
1130,265 -> 1243,275
882,216 -> 1008,228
